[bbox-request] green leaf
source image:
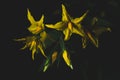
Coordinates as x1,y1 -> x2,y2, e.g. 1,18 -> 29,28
43,58 -> 50,72
82,37 -> 87,48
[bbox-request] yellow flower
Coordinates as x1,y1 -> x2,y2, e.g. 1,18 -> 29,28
46,4 -> 88,41
27,9 -> 45,34
15,36 -> 47,60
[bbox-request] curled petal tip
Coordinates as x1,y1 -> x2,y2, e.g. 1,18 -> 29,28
70,65 -> 73,70
107,27 -> 111,32
43,66 -> 48,72
61,4 -> 65,7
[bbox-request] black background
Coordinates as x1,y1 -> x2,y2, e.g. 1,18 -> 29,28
1,0 -> 120,80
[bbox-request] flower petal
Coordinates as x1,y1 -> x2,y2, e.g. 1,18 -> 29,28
72,24 -> 85,37
30,41 -> 36,50
63,28 -> 72,41
38,14 -> 44,26
45,21 -> 66,30
32,47 -> 36,60
68,22 -> 73,31
27,9 -> 35,24
62,4 -> 71,21
73,10 -> 89,23
87,31 -> 98,47
14,38 -> 26,41
38,44 -> 47,58
40,31 -> 47,43
28,24 -> 41,34
21,41 -> 32,50
21,44 -> 28,50
62,50 -> 73,69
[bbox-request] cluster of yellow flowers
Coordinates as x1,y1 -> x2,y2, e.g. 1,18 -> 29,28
15,4 -> 111,72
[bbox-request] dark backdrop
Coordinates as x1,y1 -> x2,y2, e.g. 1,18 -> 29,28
1,0 -> 120,80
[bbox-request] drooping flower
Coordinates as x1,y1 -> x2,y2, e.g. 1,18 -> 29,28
46,4 -> 88,41
82,17 -> 111,48
14,35 -> 47,60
